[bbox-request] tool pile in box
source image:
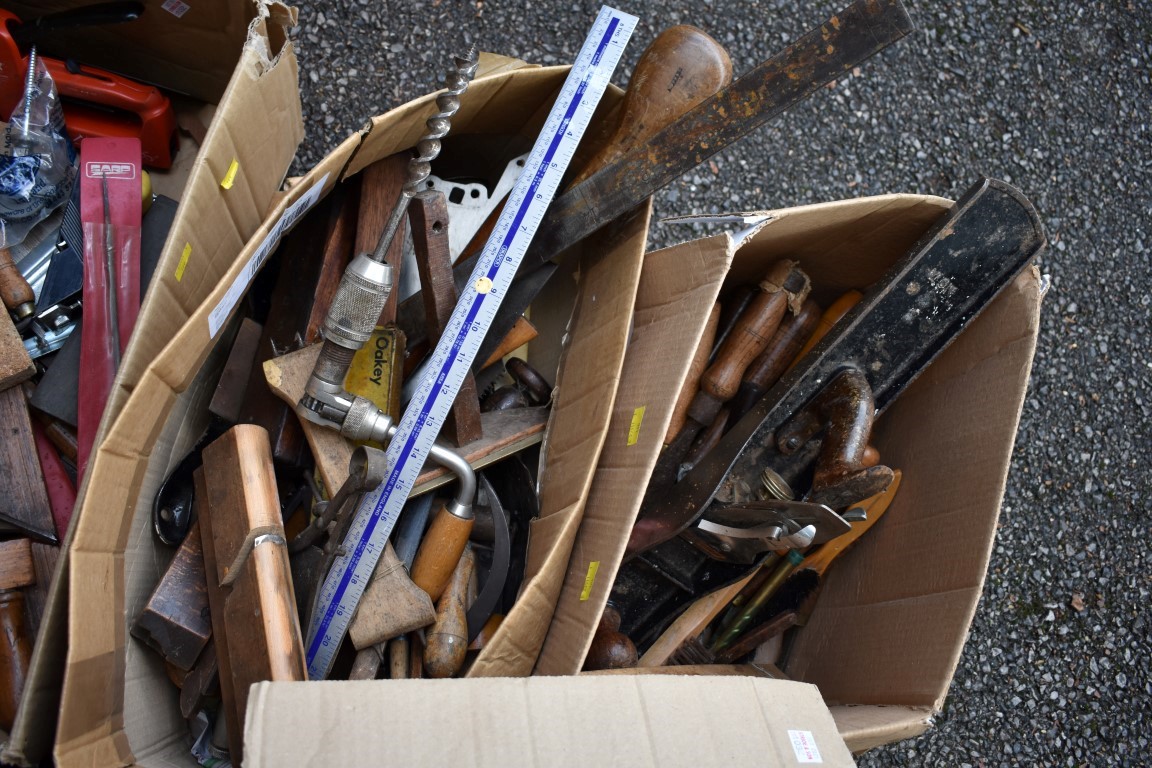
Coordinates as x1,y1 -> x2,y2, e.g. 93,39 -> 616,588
3,0 -> 1048,764
0,1 -> 199,737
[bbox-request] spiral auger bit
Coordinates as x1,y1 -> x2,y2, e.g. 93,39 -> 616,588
297,47 -> 480,446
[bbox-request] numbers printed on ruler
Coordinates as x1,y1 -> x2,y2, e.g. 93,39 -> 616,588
304,6 -> 638,680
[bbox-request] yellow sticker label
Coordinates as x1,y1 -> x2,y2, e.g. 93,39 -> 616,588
175,243 -> 192,281
579,561 -> 600,601
474,276 -> 493,294
627,405 -> 646,446
220,158 -> 239,190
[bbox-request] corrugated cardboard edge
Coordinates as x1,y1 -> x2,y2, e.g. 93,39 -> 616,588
535,232 -> 737,674
830,704 -> 934,753
466,203 -> 653,678
30,6 -> 304,766
244,676 -> 856,767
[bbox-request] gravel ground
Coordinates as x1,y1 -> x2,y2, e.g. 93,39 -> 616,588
289,1 -> 1151,764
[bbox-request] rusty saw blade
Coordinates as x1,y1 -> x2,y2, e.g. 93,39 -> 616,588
396,0 -> 916,368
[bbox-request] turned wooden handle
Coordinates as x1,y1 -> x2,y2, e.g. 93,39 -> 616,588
423,545 -> 475,678
665,302 -> 721,444
0,247 -> 34,320
742,298 -> 822,389
701,261 -> 800,402
789,289 -> 863,368
571,25 -> 733,187
0,590 -> 31,731
583,605 -> 638,671
410,505 -> 474,602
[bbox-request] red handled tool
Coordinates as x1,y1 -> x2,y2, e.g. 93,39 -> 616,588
0,3 -> 177,168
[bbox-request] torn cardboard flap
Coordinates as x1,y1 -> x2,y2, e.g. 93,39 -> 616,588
245,676 -> 856,768
468,202 -> 653,677
536,232 -> 736,676
33,8 -> 303,767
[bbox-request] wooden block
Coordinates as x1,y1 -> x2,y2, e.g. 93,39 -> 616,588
355,153 -> 409,324
0,387 -> 58,543
348,543 -> 435,650
0,540 -> 35,591
263,344 -> 548,497
198,426 -> 306,763
0,308 -> 33,392
131,521 -> 211,671
409,191 -> 483,446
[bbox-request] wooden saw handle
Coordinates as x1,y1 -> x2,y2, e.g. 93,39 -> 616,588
570,24 -> 733,187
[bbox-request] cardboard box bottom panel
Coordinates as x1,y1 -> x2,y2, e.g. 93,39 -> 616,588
244,677 -> 857,768
533,193 -> 1043,753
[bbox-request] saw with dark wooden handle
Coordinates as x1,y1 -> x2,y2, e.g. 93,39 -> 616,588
396,0 -> 915,363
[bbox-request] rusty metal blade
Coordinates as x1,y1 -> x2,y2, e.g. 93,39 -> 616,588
396,0 -> 915,357
625,178 -> 1047,559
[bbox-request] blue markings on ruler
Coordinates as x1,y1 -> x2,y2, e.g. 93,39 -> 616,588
305,6 -> 636,678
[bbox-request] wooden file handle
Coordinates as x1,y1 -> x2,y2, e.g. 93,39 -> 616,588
423,545 -> 475,678
665,302 -> 720,444
742,298 -> 822,389
410,504 -> 474,602
701,260 -> 805,402
571,25 -> 733,187
0,247 -> 34,320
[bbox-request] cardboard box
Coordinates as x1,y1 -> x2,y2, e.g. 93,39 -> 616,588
244,676 -> 855,767
39,52 -> 684,766
3,2 -> 303,765
532,194 -> 1044,752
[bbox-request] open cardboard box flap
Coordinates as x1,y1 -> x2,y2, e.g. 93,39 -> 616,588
532,192 -> 1043,752
244,676 -> 856,768
6,4 -> 304,766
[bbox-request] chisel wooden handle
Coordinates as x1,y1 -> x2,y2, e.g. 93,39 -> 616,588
789,289 -> 863,368
570,25 -> 733,187
410,504 -> 474,602
728,298 -> 822,423
0,539 -> 35,731
665,302 -> 720,444
0,247 -> 34,320
701,261 -> 808,402
423,545 -> 475,678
